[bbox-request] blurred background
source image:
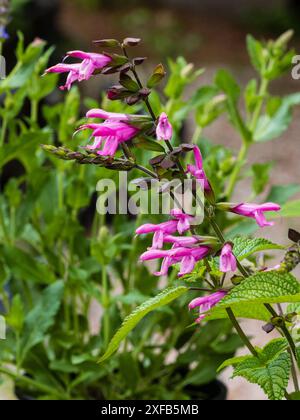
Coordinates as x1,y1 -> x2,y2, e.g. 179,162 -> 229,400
4,0 -> 300,400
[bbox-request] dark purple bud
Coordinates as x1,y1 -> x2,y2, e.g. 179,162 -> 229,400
126,95 -> 141,106
262,323 -> 276,334
139,88 -> 151,98
150,155 -> 166,167
119,63 -> 132,73
107,85 -> 132,100
288,229 -> 300,243
133,57 -> 147,66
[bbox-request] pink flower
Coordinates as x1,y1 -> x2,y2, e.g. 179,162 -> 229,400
186,146 -> 211,193
136,209 -> 195,249
86,108 -> 149,122
76,120 -> 139,157
45,51 -> 111,90
230,203 -> 281,228
156,112 -> 173,141
45,63 -> 81,91
189,291 -> 227,323
140,245 -> 211,277
220,243 -> 237,273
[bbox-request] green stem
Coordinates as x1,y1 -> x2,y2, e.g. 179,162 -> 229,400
225,142 -> 249,199
57,171 -> 64,210
250,78 -> 269,132
289,349 -> 300,393
101,264 -> 110,349
0,117 -> 8,148
226,308 -> 258,357
31,99 -> 38,124
0,366 -> 70,399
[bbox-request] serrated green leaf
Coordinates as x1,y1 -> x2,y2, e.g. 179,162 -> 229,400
232,237 -> 284,261
99,286 -> 188,362
217,355 -> 251,373
219,271 -> 300,306
232,339 -> 291,400
207,272 -> 300,322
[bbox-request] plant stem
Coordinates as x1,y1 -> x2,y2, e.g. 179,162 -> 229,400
101,264 -> 110,349
31,99 -> 38,124
0,366 -> 70,399
225,142 -> 249,199
264,303 -> 298,360
289,349 -> 300,393
0,117 -> 7,148
226,308 -> 258,357
250,78 -> 269,132
135,164 -> 158,178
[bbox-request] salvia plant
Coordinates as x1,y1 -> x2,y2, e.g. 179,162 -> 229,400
0,29 -> 300,400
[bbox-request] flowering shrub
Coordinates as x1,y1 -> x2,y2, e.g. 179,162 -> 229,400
1,30 -> 300,400
42,32 -> 300,400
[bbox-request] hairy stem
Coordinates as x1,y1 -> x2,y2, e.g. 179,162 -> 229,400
226,308 -> 258,357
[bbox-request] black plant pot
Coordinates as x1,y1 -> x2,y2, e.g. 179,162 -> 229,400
185,379 -> 227,401
17,380 -> 227,401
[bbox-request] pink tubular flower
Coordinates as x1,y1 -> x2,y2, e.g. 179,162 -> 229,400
76,120 -> 139,157
220,243 -> 237,273
136,209 -> 195,249
45,63 -> 81,91
86,108 -> 149,122
186,146 -> 211,193
156,112 -> 173,141
45,51 -> 112,90
140,245 -> 211,277
188,291 -> 227,323
230,202 -> 281,228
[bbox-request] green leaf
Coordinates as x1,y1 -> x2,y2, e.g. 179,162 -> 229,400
3,246 -> 56,285
20,281 -> 64,362
133,136 -> 166,152
289,392 -> 300,400
247,35 -> 265,73
251,163 -> 273,195
254,93 -> 300,142
99,286 -> 188,362
232,237 -> 284,261
208,272 -> 300,322
119,73 -> 139,92
232,339 -> 291,400
147,64 -> 166,89
217,271 -> 300,306
215,69 -> 251,142
6,295 -> 24,333
217,355 -> 251,373
266,184 -> 300,206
